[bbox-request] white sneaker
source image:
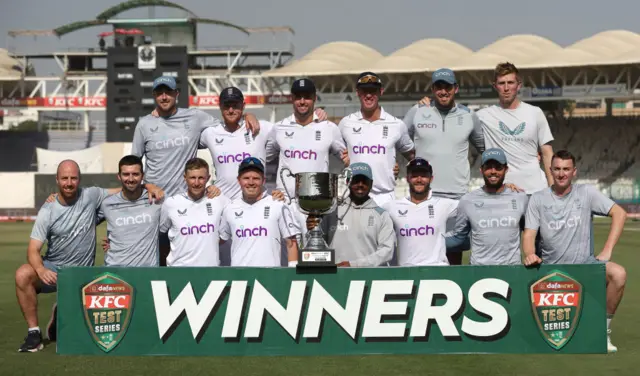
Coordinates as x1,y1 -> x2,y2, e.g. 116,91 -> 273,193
607,330 -> 618,353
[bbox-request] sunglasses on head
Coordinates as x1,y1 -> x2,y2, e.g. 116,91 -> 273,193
358,75 -> 382,85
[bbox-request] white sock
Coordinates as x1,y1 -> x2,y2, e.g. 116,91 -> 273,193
607,314 -> 613,331
28,326 -> 40,332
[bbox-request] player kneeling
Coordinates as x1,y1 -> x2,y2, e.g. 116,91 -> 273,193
219,157 -> 301,266
523,150 -> 627,353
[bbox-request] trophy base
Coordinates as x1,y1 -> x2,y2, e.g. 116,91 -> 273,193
296,248 -> 337,272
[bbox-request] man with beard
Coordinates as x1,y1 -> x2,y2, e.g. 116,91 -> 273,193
523,150 -> 627,353
219,157 -> 301,267
405,68 -> 485,265
305,162 -> 395,267
445,149 -> 529,265
98,155 -> 163,267
267,78 -> 348,197
15,160 -> 120,352
159,158 -> 230,267
339,72 -> 415,207
383,158 -> 458,266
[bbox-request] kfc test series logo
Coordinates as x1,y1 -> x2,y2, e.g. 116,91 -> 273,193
530,270 -> 583,350
82,273 -> 135,353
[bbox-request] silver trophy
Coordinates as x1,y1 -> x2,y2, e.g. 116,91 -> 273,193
280,168 -> 351,267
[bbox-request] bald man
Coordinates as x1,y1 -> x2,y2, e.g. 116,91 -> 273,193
14,160 -> 160,353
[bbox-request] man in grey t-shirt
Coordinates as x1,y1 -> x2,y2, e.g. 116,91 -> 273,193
98,155 -> 162,267
403,68 -> 485,265
523,150 -> 627,353
14,160 -> 112,352
446,148 -> 528,265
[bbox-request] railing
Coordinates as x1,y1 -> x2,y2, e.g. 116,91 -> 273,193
40,120 -> 82,131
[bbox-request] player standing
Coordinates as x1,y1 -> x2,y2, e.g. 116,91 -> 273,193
523,150 -> 627,353
445,149 -> 529,265
219,157 -> 301,266
383,158 -> 458,266
98,155 -> 163,267
267,78 -> 348,198
407,68 -> 485,265
159,158 -> 230,266
476,62 -> 554,193
199,86 -> 274,200
339,72 -> 415,207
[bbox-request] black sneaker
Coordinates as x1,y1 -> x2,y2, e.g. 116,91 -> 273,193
18,330 -> 44,352
46,303 -> 57,342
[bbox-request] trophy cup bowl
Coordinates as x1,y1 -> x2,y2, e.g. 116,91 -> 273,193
280,168 -> 351,269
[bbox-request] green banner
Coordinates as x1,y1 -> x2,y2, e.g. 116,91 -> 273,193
57,264 -> 606,356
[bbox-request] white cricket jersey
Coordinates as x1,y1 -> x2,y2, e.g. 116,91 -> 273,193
200,120 -> 274,200
477,102 -> 554,194
383,192 -> 458,266
266,114 -> 346,198
160,192 -> 230,267
219,194 -> 302,267
339,108 -> 414,195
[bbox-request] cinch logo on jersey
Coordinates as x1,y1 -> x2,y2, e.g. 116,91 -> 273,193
399,224 -> 435,236
416,123 -> 437,129
284,147 -> 317,160
217,152 -> 252,164
352,143 -> 386,155
152,135 -> 190,150
180,222 -> 216,235
478,216 -> 519,228
530,271 -> 583,350
235,225 -> 268,238
115,213 -> 153,227
548,216 -> 581,230
82,272 -> 134,353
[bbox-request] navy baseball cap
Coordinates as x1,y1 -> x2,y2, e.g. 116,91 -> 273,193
431,68 -> 457,85
350,162 -> 373,181
356,71 -> 382,89
238,157 -> 265,175
407,158 -> 433,175
152,76 -> 177,91
481,148 -> 508,165
220,86 -> 244,104
291,78 -> 316,94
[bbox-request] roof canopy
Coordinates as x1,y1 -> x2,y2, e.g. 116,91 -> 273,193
264,29 -> 640,77
7,0 -> 289,37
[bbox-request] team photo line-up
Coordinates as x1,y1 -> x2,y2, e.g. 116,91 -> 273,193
14,62 -> 627,354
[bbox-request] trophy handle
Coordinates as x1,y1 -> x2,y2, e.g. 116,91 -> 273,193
337,167 -> 352,204
279,167 -> 294,205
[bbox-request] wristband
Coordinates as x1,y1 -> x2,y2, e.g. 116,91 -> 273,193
288,261 -> 298,267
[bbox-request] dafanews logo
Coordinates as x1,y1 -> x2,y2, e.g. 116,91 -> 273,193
82,273 -> 135,353
530,270 -> 583,350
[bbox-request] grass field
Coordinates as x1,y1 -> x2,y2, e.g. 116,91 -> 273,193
0,220 -> 639,375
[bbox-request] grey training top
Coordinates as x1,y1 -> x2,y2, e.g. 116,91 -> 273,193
98,189 -> 162,267
403,103 -> 485,199
525,184 -> 615,264
446,187 -> 529,265
30,187 -> 109,268
131,107 -> 221,197
321,197 -> 396,267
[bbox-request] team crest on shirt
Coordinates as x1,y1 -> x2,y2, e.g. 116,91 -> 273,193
428,205 -> 435,218
398,210 -> 408,217
368,215 -> 374,227
244,133 -> 252,145
458,116 -> 463,126
235,211 -> 244,218
264,206 -> 270,219
382,126 -> 388,139
206,203 -> 213,216
183,120 -> 191,130
315,130 -> 322,141
511,199 -> 518,210
177,209 -> 187,216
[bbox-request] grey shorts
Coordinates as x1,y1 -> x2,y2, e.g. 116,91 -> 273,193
585,255 -> 607,265
38,260 -> 58,294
